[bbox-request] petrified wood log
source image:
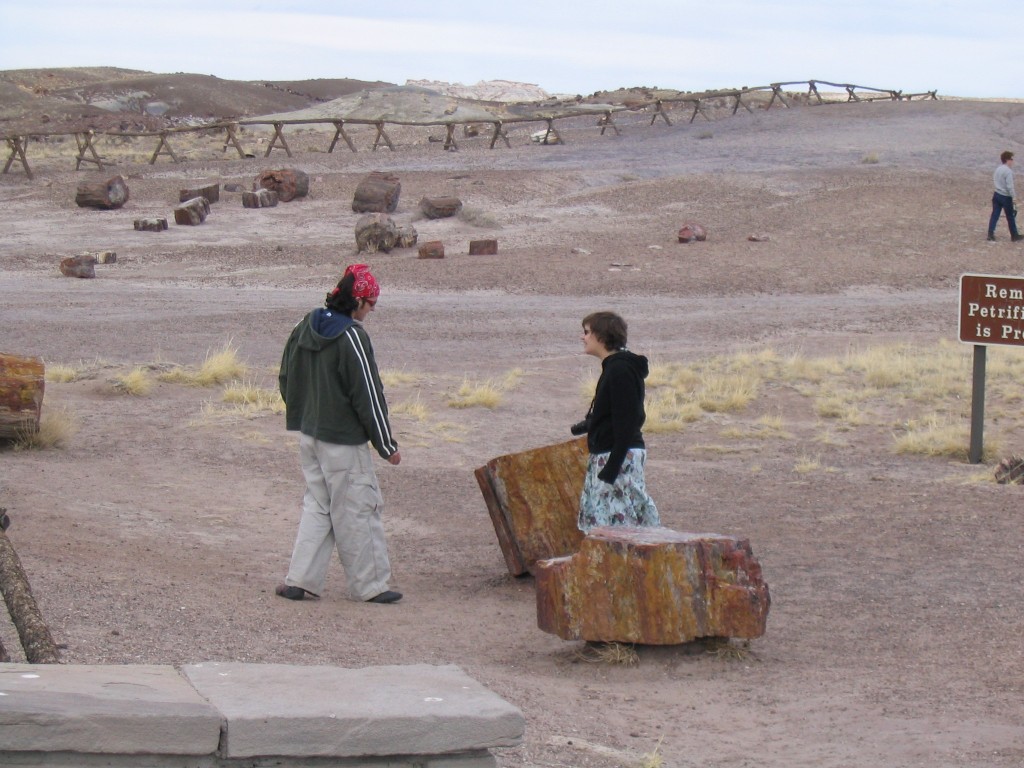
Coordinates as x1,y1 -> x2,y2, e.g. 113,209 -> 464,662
475,437 -> 587,576
0,353 -> 44,441
417,241 -> 445,259
419,196 -> 463,219
469,239 -> 498,255
174,196 -> 210,225
74,175 -> 129,209
396,224 -> 418,248
352,171 -> 401,213
678,222 -> 707,243
535,526 -> 771,644
179,183 -> 220,204
355,213 -> 398,253
134,218 -> 168,232
0,527 -> 60,663
242,189 -> 278,208
255,168 -> 309,202
59,254 -> 96,278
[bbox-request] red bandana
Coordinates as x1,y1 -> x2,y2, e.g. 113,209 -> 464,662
344,263 -> 380,300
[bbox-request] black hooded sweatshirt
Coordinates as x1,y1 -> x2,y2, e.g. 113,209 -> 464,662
585,349 -> 649,483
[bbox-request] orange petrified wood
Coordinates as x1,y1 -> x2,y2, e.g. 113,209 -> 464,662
535,526 -> 770,644
0,353 -> 44,440
475,438 -> 587,576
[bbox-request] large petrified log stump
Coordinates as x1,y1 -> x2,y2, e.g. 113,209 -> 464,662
352,171 -> 401,213
419,196 -> 462,219
475,438 -> 587,576
179,183 -> 220,204
0,353 -> 44,441
174,196 -> 210,225
355,213 -> 398,253
74,175 -> 129,209
255,168 -> 309,202
535,526 -> 771,644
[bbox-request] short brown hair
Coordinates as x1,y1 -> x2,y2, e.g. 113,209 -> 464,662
583,311 -> 627,350
1002,151 -> 1014,163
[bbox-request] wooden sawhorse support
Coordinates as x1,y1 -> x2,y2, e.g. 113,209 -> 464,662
598,111 -> 621,136
688,99 -> 712,123
766,84 -> 791,109
731,91 -> 755,115
328,121 -> 356,153
2,136 -> 33,180
371,122 -> 395,151
264,122 -> 292,157
149,132 -> 178,164
74,131 -> 105,170
443,124 -> 458,151
538,119 -> 563,145
649,99 -> 673,126
489,122 -> 511,149
222,124 -> 248,158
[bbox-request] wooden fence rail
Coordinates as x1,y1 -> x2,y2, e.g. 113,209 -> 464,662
1,80 -> 936,180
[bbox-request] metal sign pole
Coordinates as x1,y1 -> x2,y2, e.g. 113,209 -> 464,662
969,344 -> 986,464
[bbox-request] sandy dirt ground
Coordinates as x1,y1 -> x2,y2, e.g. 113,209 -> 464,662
3,97 -> 1024,767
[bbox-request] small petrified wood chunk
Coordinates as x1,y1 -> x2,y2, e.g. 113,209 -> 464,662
179,183 -> 220,204
242,189 -> 278,208
419,196 -> 462,219
174,196 -> 210,225
469,239 -> 497,255
59,254 -> 96,278
255,169 -> 309,202
417,240 -> 445,259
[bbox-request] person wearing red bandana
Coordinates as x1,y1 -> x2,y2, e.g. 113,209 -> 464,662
276,264 -> 403,604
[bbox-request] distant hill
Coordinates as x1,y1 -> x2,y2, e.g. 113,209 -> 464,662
0,67 -> 393,134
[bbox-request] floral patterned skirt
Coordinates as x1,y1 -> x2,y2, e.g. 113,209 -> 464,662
577,449 -> 660,533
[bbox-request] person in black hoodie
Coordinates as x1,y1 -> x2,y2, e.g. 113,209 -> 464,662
575,311 -> 660,532
275,264 -> 402,604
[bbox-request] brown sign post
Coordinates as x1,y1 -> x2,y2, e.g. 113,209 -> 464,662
958,273 -> 1024,463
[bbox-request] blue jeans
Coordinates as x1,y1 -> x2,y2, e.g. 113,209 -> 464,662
989,193 -> 1019,237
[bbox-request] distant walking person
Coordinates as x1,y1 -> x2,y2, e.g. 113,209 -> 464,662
276,264 -> 403,604
574,311 -> 660,533
988,150 -> 1023,242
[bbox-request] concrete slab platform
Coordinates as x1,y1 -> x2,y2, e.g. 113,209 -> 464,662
0,663 -> 222,755
180,662 -> 524,759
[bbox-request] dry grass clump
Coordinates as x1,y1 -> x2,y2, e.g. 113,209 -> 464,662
457,206 -> 501,228
112,367 -> 153,396
390,395 -> 430,421
447,368 -> 523,409
12,407 -> 79,450
44,363 -> 83,383
573,642 -> 639,666
158,342 -> 248,387
704,637 -> 753,660
892,414 -> 989,459
380,369 -> 424,388
221,381 -> 284,414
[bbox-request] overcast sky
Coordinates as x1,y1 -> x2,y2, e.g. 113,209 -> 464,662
0,1 -> 1016,99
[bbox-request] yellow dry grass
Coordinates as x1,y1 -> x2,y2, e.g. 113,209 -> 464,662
221,381 -> 285,414
447,368 -> 523,409
112,367 -> 153,396
158,341 -> 248,387
13,407 -> 79,450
